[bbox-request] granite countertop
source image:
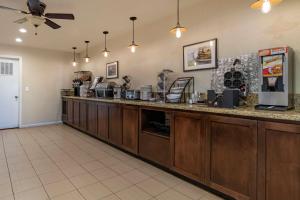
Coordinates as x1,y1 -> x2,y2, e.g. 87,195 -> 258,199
63,96 -> 300,122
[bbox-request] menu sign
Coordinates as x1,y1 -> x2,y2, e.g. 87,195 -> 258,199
262,55 -> 283,77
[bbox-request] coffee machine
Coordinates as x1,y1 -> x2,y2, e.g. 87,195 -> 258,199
256,47 -> 294,111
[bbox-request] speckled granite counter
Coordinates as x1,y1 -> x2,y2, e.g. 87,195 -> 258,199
63,96 -> 300,123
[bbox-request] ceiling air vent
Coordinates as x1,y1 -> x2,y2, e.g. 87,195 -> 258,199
0,62 -> 13,76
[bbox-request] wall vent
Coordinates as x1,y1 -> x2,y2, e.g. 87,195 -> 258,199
0,62 -> 13,76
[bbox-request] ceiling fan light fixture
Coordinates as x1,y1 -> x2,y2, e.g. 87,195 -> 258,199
170,0 -> 187,38
19,28 -> 27,33
84,41 -> 91,63
250,0 -> 283,14
129,17 -> 139,53
15,38 -> 23,43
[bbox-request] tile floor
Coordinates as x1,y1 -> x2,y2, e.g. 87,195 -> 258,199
0,125 -> 224,200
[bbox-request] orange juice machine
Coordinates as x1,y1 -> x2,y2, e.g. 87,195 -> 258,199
255,47 -> 294,111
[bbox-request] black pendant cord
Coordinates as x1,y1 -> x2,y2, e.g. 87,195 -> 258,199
130,17 -> 137,45
73,47 -> 76,62
132,19 -> 135,44
177,0 -> 180,25
103,31 -> 109,51
85,42 -> 89,57
105,34 -> 107,50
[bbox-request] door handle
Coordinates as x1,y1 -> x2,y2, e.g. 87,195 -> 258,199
15,96 -> 19,100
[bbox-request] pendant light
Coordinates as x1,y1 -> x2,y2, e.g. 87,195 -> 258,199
72,47 -> 77,67
129,17 -> 139,53
84,41 -> 90,63
102,31 -> 110,58
170,0 -> 187,38
251,0 -> 282,14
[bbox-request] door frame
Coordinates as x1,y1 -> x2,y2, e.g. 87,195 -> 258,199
0,55 -> 23,128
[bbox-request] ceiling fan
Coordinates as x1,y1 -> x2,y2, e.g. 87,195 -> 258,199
0,0 -> 75,35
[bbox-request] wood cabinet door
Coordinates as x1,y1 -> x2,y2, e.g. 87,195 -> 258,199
258,121 -> 300,200
108,104 -> 122,146
122,105 -> 139,154
62,99 -> 67,122
87,101 -> 97,137
173,112 -> 205,182
66,99 -> 73,124
73,100 -> 80,127
97,103 -> 109,141
79,101 -> 87,131
207,115 -> 257,200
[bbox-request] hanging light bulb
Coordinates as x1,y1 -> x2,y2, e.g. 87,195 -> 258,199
250,0 -> 282,14
170,0 -> 187,38
72,47 -> 77,67
129,17 -> 139,53
83,41 -> 91,63
262,0 -> 271,13
102,31 -> 110,57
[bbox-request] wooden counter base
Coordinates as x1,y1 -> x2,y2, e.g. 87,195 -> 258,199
62,97 -> 300,200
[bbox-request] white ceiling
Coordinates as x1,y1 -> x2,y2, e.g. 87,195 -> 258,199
0,0 -> 200,52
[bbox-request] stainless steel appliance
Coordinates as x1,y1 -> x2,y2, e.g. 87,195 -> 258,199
95,82 -> 116,98
113,86 -> 122,99
140,85 -> 152,101
256,47 -> 294,111
126,90 -> 140,100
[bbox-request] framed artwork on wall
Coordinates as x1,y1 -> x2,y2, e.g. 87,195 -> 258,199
106,61 -> 119,79
183,38 -> 218,72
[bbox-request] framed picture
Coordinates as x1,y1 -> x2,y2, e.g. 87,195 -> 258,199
183,38 -> 218,72
106,61 -> 119,79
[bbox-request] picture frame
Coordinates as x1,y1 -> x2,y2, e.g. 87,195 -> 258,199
106,61 -> 119,79
183,38 -> 218,72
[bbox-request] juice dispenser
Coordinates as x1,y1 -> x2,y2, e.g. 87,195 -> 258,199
256,47 -> 294,111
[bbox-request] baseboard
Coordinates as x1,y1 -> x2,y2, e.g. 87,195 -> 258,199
20,121 -> 63,128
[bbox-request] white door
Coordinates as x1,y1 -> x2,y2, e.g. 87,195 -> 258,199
0,58 -> 20,129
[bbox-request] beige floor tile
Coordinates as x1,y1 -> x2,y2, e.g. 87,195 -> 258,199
51,191 -> 85,200
44,179 -> 75,198
153,172 -> 184,187
173,182 -> 207,200
82,160 -> 106,172
39,170 -> 66,185
69,173 -> 98,188
100,156 -> 122,167
0,183 -> 13,198
10,168 -> 37,181
78,182 -> 112,200
116,186 -> 152,200
138,165 -> 163,177
100,194 -> 121,200
14,187 -> 49,200
91,167 -> 118,181
101,176 -> 132,193
122,169 -> 150,184
33,163 -> 59,175
156,189 -> 191,200
12,176 -> 42,193
61,166 -> 87,178
137,178 -> 169,196
110,163 -> 134,174
0,173 -> 10,185
0,194 -> 14,200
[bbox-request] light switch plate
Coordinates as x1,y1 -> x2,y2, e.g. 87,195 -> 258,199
25,86 -> 30,92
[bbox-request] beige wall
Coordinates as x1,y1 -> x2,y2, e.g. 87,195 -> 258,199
0,44 -> 74,127
80,0 -> 300,93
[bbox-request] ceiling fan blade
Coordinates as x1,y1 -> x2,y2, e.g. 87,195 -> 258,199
44,13 -> 74,20
14,17 -> 28,24
44,18 -> 61,29
27,0 -> 40,10
0,5 -> 28,14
